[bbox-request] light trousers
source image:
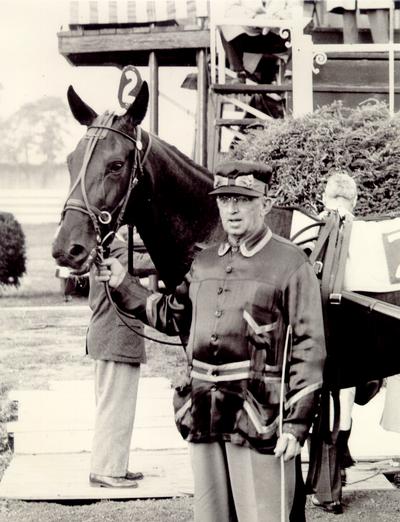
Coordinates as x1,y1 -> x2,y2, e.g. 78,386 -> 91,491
339,387 -> 356,431
189,441 -> 295,522
90,359 -> 140,477
381,374 -> 400,433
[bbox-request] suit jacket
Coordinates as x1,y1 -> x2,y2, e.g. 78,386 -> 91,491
86,239 -> 154,363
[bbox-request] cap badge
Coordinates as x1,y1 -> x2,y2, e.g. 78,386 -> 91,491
214,174 -> 254,189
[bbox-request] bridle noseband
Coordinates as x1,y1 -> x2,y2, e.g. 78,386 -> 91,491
61,112 -> 152,273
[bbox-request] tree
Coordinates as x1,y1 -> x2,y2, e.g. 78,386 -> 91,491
0,96 -> 73,165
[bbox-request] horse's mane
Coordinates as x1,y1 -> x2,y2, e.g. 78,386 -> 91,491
127,130 -> 222,288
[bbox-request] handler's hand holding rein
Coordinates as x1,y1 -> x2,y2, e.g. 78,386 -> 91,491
274,433 -> 301,462
96,258 -> 126,288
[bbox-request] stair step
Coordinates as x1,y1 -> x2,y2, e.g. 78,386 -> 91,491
7,378 -> 184,454
0,450 -> 193,500
10,425 -> 184,454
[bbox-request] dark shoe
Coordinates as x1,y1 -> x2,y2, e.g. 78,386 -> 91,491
89,473 -> 138,488
383,471 -> 400,488
125,470 -> 144,480
311,495 -> 343,514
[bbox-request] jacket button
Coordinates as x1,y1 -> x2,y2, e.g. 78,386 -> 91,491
226,265 -> 233,273
215,310 -> 222,318
210,334 -> 218,343
217,287 -> 223,295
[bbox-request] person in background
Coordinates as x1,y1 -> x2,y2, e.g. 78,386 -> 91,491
311,170 -> 357,513
88,226 -> 156,488
326,1 -> 393,44
320,169 -> 357,218
97,160 -> 326,521
219,0 -> 294,83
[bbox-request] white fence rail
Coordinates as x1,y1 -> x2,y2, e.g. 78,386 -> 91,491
0,190 -> 65,224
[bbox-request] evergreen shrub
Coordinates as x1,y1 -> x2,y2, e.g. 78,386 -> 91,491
230,100 -> 400,216
0,212 -> 26,286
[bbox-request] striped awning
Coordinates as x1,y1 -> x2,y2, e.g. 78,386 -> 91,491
69,0 -> 209,25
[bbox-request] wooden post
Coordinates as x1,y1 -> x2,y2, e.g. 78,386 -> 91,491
196,49 -> 208,167
149,51 -> 159,134
291,5 -> 313,116
148,50 -> 159,291
389,5 -> 395,116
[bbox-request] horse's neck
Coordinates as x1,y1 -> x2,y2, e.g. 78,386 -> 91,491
132,133 -> 222,288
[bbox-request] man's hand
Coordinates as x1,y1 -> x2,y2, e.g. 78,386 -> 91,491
95,258 -> 127,288
274,433 -> 301,462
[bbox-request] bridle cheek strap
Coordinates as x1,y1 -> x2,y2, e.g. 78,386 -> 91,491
61,113 -> 151,259
63,112 -> 115,245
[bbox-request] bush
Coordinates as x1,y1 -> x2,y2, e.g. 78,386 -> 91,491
0,212 -> 26,286
229,100 -> 400,216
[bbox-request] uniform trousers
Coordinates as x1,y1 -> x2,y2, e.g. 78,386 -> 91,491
381,374 -> 400,433
189,441 -> 295,522
90,360 -> 140,477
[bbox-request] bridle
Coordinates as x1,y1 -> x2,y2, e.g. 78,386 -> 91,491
61,111 -> 152,274
60,111 -> 182,347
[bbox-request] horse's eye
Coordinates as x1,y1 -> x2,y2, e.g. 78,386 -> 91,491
107,161 -> 124,174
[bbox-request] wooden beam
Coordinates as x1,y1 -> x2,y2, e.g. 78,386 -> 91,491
211,84 -> 292,94
58,28 -> 210,55
314,84 -> 400,93
215,118 -> 267,126
196,49 -> 208,167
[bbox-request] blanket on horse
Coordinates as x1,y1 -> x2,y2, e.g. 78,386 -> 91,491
271,209 -> 400,389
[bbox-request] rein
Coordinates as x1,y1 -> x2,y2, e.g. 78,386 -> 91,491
61,113 -> 182,347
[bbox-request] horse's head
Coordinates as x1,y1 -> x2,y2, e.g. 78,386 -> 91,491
52,82 -> 149,273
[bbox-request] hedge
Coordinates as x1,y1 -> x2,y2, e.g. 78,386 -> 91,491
229,100 -> 400,216
0,212 -> 26,286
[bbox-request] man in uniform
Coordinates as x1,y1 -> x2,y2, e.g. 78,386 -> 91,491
97,161 -> 326,521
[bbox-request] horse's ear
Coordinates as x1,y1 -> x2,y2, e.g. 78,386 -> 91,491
67,85 -> 98,126
124,81 -> 149,127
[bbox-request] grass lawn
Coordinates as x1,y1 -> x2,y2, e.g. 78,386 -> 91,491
0,223 -> 399,521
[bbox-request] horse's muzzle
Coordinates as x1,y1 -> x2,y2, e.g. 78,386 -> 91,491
52,242 -> 97,275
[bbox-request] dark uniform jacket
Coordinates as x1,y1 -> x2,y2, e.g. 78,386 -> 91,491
87,239 -> 154,364
113,226 -> 326,452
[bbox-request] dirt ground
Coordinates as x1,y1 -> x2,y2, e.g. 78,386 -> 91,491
0,223 -> 399,521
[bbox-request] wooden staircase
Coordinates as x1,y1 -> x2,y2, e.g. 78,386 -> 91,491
208,27 -> 400,170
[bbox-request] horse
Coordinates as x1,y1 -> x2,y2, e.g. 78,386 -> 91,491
52,81 -> 400,388
52,81 -> 318,290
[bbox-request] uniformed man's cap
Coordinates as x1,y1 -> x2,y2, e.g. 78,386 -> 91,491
210,161 -> 272,197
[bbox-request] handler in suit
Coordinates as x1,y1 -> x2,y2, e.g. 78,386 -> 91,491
97,161 -> 326,521
88,227 -> 156,488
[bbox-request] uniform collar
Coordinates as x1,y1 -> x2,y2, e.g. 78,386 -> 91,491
218,226 -> 272,257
